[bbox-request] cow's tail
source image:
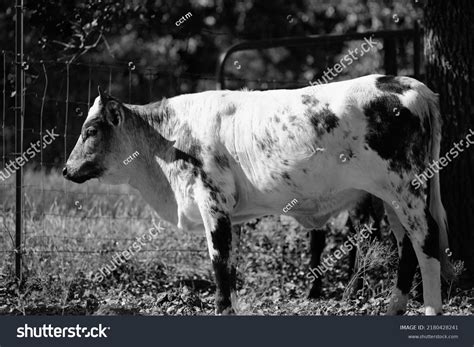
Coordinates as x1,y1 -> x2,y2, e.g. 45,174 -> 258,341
427,93 -> 455,281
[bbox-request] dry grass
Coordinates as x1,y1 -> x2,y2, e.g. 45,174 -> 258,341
0,170 -> 472,315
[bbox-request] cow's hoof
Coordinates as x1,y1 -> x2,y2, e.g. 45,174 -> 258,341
216,306 -> 235,315
386,288 -> 408,315
308,286 -> 322,299
424,306 -> 442,316
386,301 -> 408,315
350,277 -> 364,294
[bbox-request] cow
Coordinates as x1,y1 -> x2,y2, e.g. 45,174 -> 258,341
63,74 -> 454,315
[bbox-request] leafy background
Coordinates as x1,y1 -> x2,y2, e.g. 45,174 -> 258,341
0,0 -> 472,315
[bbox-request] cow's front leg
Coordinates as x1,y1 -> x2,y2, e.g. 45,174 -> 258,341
195,184 -> 238,314
204,212 -> 234,314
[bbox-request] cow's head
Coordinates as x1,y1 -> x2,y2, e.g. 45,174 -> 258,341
63,87 -> 133,185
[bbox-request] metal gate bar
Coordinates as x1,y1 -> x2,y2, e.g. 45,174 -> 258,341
217,24 -> 421,89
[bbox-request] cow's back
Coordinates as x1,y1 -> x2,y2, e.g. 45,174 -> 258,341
165,75 -> 435,219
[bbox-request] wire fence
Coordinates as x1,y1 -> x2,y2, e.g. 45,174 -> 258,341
0,19 -> 420,283
0,49 -> 314,282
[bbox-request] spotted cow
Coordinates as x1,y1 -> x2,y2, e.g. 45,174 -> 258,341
64,74 -> 453,315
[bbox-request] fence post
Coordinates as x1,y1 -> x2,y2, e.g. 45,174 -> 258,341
383,37 -> 398,76
14,0 -> 24,281
413,20 -> 421,80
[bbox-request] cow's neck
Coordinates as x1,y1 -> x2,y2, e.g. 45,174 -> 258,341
127,153 -> 179,226
124,98 -> 176,138
125,101 -> 180,225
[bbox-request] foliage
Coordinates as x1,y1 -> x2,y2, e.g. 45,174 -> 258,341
2,0 -> 468,316
0,0 -> 423,165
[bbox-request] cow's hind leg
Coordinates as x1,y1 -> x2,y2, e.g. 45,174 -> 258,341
308,228 -> 326,299
380,195 -> 442,315
384,203 -> 418,315
410,206 -> 442,315
348,196 -> 384,294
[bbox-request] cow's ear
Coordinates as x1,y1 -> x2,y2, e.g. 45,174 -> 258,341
98,85 -> 108,105
104,100 -> 124,127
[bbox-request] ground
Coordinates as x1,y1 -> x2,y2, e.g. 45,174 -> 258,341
0,171 -> 472,315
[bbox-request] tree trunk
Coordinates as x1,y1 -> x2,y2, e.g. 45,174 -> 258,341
424,0 -> 474,287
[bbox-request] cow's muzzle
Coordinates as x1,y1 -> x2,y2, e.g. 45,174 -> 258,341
63,166 -> 88,183
63,162 -> 104,184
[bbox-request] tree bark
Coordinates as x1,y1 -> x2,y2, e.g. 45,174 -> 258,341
424,0 -> 474,286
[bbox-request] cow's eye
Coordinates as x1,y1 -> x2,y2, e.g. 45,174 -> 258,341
86,128 -> 97,138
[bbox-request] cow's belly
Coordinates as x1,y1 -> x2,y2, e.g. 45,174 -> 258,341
173,185 -> 364,229
233,187 -> 365,218
289,189 -> 366,216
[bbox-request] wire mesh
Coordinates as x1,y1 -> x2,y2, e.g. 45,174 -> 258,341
0,24 -> 418,282
0,49 -> 316,283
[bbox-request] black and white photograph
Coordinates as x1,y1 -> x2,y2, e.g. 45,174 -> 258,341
0,0 -> 472,346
